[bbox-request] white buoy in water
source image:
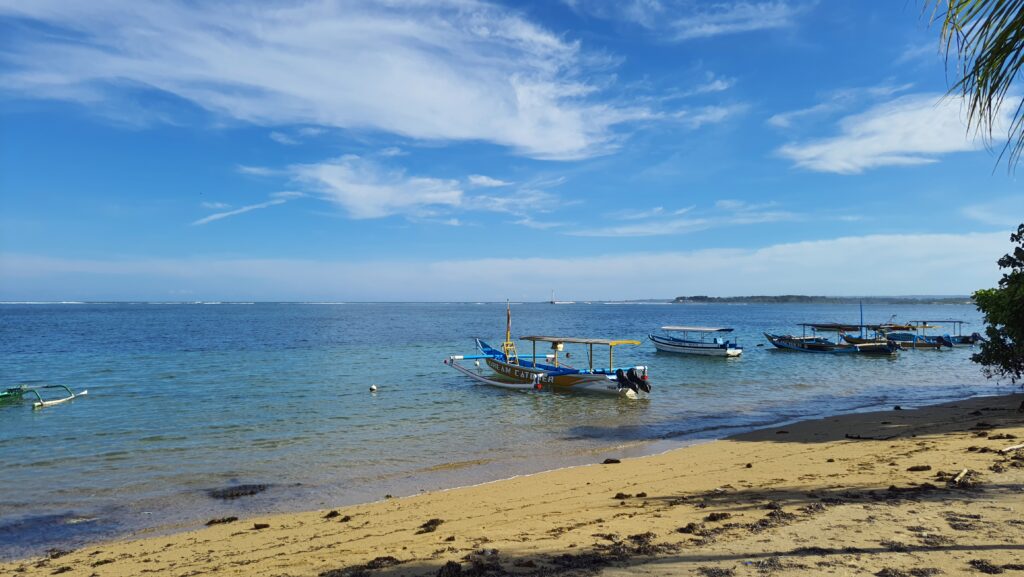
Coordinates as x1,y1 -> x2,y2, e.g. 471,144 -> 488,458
369,384 -> 378,392
474,360 -> 480,367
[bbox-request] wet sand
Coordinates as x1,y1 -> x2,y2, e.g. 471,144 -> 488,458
7,393 -> 1024,577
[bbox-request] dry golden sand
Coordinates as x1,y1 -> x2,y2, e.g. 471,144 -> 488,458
8,393 -> 1024,577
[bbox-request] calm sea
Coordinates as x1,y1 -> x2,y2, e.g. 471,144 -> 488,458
0,301 -> 1008,558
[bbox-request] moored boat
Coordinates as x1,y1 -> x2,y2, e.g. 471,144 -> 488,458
0,384 -> 88,408
649,326 -> 742,357
884,323 -> 953,349
445,304 -> 649,398
764,326 -> 899,355
909,320 -> 984,346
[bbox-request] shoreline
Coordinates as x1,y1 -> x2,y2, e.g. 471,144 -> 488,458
6,391 -> 1023,576
1,387 -> 991,562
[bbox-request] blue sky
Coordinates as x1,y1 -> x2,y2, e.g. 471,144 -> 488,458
1,0 -> 1022,301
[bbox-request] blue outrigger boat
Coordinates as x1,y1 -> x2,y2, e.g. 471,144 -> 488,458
765,323 -> 899,355
909,320 -> 984,347
883,322 -> 954,349
445,303 -> 650,398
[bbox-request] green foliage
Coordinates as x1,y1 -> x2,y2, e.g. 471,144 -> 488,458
972,224 -> 1024,382
931,0 -> 1024,166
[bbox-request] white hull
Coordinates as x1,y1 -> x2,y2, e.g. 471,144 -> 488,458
650,336 -> 741,357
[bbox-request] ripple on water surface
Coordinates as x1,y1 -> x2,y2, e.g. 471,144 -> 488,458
0,301 -> 1002,559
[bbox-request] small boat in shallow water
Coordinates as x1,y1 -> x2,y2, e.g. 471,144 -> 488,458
649,326 -> 742,357
0,384 -> 87,408
881,322 -> 953,349
445,304 -> 650,398
764,332 -> 898,355
764,323 -> 899,355
909,320 -> 984,347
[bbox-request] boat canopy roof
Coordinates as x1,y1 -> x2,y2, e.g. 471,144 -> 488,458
910,320 -> 964,325
520,336 -> 641,346
800,323 -> 861,331
661,326 -> 734,333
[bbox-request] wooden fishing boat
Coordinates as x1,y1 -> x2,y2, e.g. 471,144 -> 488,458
764,332 -> 898,355
649,326 -> 742,357
445,304 -> 649,397
882,323 -> 953,349
0,384 -> 87,408
909,320 -> 984,346
764,324 -> 899,355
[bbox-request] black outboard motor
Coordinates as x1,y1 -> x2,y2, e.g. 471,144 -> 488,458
626,368 -> 651,393
970,332 -> 986,344
615,369 -> 639,394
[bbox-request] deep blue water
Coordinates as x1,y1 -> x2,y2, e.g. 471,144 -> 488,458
0,301 -> 1009,558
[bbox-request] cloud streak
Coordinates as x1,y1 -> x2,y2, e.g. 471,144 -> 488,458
572,200 -> 794,237
290,155 -> 463,219
564,1 -> 804,41
193,192 -> 304,225
777,93 -> 1007,174
671,1 -> 804,40
0,0 -> 662,160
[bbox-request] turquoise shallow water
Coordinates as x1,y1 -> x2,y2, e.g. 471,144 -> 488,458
0,301 -> 1007,558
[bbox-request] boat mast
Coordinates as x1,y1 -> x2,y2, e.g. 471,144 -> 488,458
859,301 -> 864,338
501,300 -> 518,364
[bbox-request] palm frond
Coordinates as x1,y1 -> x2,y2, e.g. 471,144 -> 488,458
930,0 -> 1024,168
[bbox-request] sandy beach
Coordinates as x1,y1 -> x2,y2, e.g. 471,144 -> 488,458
7,392 -> 1024,577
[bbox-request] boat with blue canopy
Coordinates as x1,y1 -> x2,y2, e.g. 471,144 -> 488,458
445,304 -> 650,398
908,320 -> 984,346
765,323 -> 899,355
649,326 -> 742,357
883,322 -> 953,349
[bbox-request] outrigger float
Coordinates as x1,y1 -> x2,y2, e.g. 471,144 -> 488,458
0,384 -> 87,409
445,305 -> 650,398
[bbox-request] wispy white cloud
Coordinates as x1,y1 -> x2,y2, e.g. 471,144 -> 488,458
573,200 -> 794,237
379,147 -> 407,157
767,83 -> 914,129
683,73 -> 736,96
767,102 -> 834,129
514,216 -> 566,230
674,104 -> 748,128
192,199 -> 288,226
962,197 -> 1024,227
563,0 -> 666,28
564,1 -> 804,42
619,207 -> 666,220
777,93 -> 1008,174
269,131 -> 299,146
671,1 -> 805,40
896,42 -> 940,65
1,232 -> 1005,300
193,191 -> 306,225
290,155 -> 463,219
236,165 -> 278,177
0,0 -> 659,160
241,154 -> 564,226
468,175 -> 513,188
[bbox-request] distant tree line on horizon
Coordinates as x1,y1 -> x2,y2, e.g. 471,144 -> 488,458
672,295 -> 973,305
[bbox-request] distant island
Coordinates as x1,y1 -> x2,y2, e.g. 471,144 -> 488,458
673,295 -> 973,305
